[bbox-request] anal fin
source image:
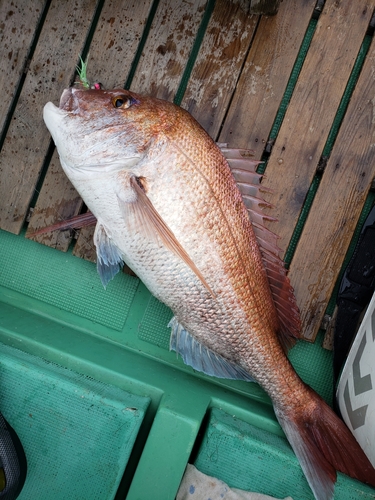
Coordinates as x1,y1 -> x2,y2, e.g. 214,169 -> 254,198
168,317 -> 254,382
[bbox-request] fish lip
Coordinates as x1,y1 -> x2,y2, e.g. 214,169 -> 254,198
43,101 -> 67,122
59,87 -> 75,111
59,87 -> 85,112
43,101 -> 69,143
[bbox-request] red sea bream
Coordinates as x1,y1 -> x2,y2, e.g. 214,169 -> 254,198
43,87 -> 375,500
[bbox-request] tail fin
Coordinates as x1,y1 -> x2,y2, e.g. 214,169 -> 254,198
274,387 -> 375,500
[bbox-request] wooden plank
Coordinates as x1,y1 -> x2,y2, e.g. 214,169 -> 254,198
288,32 -> 375,341
130,0 -> 207,100
27,0 -> 154,250
0,0 -> 100,234
72,225 -> 97,262
219,0 -> 316,156
322,307 -> 337,350
26,153 -> 82,250
247,0 -> 281,15
0,0 -> 47,137
83,0 -> 154,89
181,0 -> 257,138
260,0 -> 375,255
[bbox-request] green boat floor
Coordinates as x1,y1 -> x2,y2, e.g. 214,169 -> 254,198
0,230 -> 374,499
194,408 -> 375,500
0,342 -> 149,500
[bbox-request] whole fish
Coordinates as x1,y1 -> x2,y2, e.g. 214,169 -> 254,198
43,87 -> 375,500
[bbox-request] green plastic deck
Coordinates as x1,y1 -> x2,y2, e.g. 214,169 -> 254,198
195,409 -> 375,500
0,342 -> 149,500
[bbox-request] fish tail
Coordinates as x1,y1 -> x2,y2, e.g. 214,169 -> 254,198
274,386 -> 375,500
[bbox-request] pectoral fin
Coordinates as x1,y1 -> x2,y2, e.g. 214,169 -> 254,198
93,223 -> 124,288
118,176 -> 213,296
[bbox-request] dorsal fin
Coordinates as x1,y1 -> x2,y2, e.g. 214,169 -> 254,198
220,146 -> 301,349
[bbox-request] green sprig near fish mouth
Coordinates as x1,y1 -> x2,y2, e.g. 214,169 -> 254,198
75,57 -> 102,90
76,56 -> 90,88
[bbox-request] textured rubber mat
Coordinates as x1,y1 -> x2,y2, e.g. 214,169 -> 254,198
0,342 -> 149,500
0,229 -> 138,331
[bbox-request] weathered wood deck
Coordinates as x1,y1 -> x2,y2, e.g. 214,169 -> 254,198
1,0 -> 375,344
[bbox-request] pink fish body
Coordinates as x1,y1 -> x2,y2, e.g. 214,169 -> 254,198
43,87 -> 375,500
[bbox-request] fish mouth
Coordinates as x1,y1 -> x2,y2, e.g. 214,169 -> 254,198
59,87 -> 76,112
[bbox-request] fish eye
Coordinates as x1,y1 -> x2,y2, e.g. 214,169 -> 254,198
112,95 -> 132,109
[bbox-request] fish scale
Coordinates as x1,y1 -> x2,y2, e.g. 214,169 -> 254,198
42,86 -> 375,500
165,135 -> 278,331
140,141 -> 277,365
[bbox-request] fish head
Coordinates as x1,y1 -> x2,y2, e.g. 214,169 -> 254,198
43,87 -> 176,176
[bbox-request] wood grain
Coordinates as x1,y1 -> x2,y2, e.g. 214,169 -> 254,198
0,0 -> 100,234
84,0 -> 154,88
72,225 -> 96,261
260,0 -> 375,255
130,0 -> 207,100
288,31 -> 375,340
181,0 -> 257,138
0,0 -> 47,137
219,0 -> 316,155
26,150 -> 82,249
27,0 -> 153,251
247,0 -> 281,15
